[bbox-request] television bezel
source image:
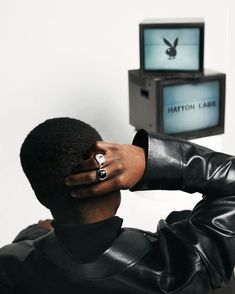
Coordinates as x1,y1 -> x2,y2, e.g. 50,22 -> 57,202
156,74 -> 226,140
139,21 -> 205,75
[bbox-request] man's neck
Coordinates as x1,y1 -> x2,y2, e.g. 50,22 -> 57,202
52,216 -> 123,262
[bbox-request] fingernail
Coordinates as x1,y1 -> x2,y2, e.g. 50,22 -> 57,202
65,178 -> 71,186
71,192 -> 77,198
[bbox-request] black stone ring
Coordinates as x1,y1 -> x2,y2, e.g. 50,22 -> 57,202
96,168 -> 107,181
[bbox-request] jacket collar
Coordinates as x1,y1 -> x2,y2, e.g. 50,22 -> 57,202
52,216 -> 123,262
33,228 -> 152,280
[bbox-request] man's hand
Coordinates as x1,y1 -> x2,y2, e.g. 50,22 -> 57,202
37,219 -> 53,231
65,141 -> 146,198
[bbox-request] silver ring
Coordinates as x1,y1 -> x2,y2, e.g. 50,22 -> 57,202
95,153 -> 105,167
96,168 -> 107,181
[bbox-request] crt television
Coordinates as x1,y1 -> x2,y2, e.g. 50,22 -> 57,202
129,69 -> 226,140
139,18 -> 204,75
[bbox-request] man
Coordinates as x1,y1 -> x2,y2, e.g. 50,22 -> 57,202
0,117 -> 235,293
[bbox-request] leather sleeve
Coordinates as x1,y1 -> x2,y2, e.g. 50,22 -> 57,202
0,285 -> 13,294
132,129 -> 235,195
0,284 -> 14,294
132,130 -> 235,290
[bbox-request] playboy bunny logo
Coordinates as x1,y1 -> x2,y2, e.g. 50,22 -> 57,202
163,37 -> 178,59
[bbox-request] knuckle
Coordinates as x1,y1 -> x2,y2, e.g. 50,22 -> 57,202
87,172 -> 96,183
95,141 -> 103,148
94,141 -> 100,149
95,141 -> 104,152
116,162 -> 123,173
66,175 -> 78,186
113,144 -> 121,152
89,185 -> 100,196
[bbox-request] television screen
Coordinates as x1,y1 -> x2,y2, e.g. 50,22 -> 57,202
128,69 -> 226,139
139,19 -> 204,73
144,28 -> 201,71
163,81 -> 220,134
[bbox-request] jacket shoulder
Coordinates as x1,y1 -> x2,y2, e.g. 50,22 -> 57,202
0,241 -> 35,292
0,241 -> 34,272
122,227 -> 158,242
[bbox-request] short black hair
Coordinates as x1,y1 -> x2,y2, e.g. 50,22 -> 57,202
20,117 -> 102,214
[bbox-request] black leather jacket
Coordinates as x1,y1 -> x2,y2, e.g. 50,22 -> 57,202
1,130 -> 235,294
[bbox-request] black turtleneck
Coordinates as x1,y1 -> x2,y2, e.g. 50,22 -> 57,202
52,216 -> 123,263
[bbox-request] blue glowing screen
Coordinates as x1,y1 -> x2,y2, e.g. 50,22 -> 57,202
163,81 -> 220,134
144,28 -> 200,70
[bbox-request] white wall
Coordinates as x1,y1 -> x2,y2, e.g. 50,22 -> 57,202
0,0 -> 232,246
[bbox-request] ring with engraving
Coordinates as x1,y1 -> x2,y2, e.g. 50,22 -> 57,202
95,153 -> 105,167
96,168 -> 107,181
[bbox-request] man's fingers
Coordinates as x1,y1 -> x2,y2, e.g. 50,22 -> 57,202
65,154 -> 121,186
71,183 -> 105,198
89,141 -> 121,153
66,170 -> 97,186
78,155 -> 113,172
71,178 -> 122,198
76,157 -> 100,171
37,219 -> 53,230
66,163 -> 120,186
64,142 -> 145,198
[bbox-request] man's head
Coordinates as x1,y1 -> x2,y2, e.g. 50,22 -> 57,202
20,117 -> 121,223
